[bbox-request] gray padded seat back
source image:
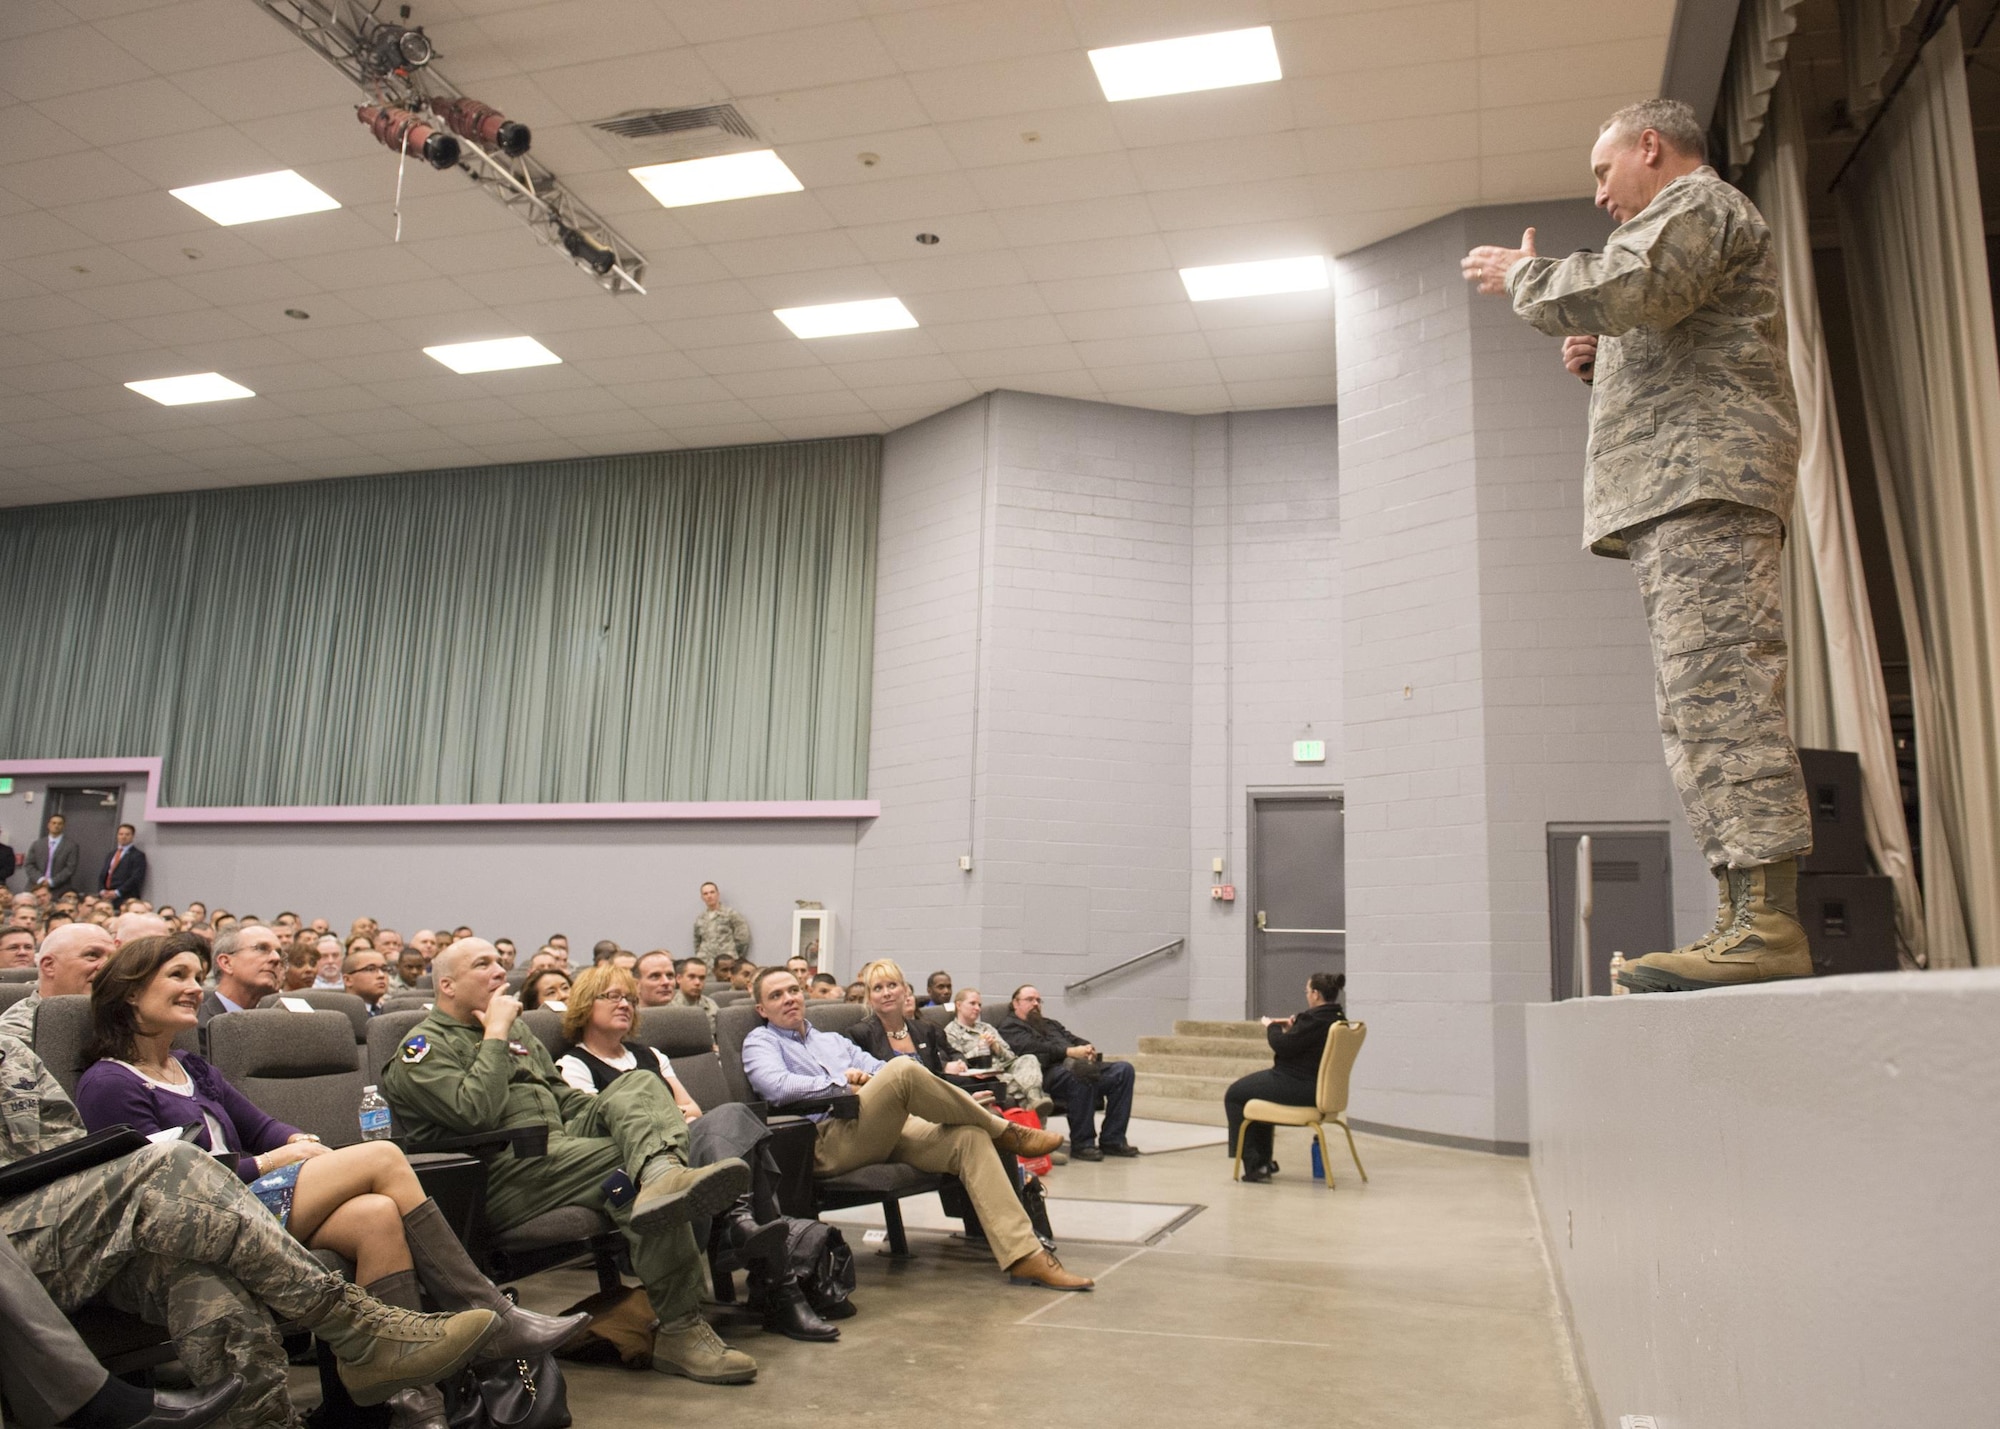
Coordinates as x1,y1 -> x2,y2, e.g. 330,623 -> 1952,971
713,1004 -> 762,1104
805,1002 -> 866,1037
505,969 -> 530,991
379,992 -> 433,1015
0,966 -> 38,983
256,990 -> 371,1045
0,982 -> 33,1016
207,1010 -> 366,1148
520,1008 -> 565,1060
632,1006 -> 728,1110
920,1005 -> 954,1029
710,989 -> 749,1007
33,995 -> 197,1098
366,1009 -> 430,1087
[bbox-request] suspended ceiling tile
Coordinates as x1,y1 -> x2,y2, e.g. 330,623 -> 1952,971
736,76 -> 933,142
670,0 -> 866,46
906,54 -> 1101,124
93,0 -> 300,72
1,23 -> 153,101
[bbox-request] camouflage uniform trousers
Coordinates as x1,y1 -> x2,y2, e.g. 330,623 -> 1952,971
0,1141 -> 345,1429
1626,500 -> 1813,869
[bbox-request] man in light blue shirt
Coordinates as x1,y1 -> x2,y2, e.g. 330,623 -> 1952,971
740,969 -> 1088,1291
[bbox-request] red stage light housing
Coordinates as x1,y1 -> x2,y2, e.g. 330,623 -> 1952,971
429,97 -> 531,157
356,105 -> 460,170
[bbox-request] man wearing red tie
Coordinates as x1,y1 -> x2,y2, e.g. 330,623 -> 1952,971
99,823 -> 147,907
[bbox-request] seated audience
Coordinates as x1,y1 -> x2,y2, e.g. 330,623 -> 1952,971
199,925 -> 283,1026
553,965 -> 836,1342
611,950 -> 639,973
520,966 -> 571,1011
740,969 -> 1085,1290
349,916 -> 380,944
946,988 -> 1052,1117
74,935 -> 584,1429
0,921 -> 114,1037
312,936 -> 345,988
0,923 -> 34,968
384,939 -> 759,1382
634,950 -> 677,1007
376,927 -> 404,961
112,911 -> 169,948
844,981 -> 866,1004
999,985 -> 1137,1161
845,959 -> 971,1082
785,955 -> 811,982
493,937 -> 517,968
712,953 -> 739,985
591,939 -> 620,967
807,972 -> 844,1001
918,970 -> 953,1008
727,961 -> 757,992
670,956 -> 720,1024
2,1031 -> 501,1427
528,946 -> 568,975
1226,973 -> 1347,1183
344,945 -> 393,1013
393,948 -> 428,989
280,944 -> 318,992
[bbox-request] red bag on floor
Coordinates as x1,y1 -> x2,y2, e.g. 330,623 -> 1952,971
1002,1106 -> 1053,1176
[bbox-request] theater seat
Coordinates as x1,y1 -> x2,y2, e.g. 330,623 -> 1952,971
32,995 -> 197,1098
256,989 -> 372,1053
207,1010 -> 366,1147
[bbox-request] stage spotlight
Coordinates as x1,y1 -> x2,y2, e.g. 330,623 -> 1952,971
356,105 -> 460,169
365,23 -> 433,75
559,224 -> 616,275
429,97 -> 531,157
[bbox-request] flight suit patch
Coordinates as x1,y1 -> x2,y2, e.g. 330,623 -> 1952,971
401,1035 -> 430,1064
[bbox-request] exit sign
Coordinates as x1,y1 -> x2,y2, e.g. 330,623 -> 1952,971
0,778 -> 12,794
1292,740 -> 1326,764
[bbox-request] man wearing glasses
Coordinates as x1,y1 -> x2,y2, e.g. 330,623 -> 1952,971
343,947 -> 393,1013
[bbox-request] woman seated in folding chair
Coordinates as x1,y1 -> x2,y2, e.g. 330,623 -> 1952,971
1224,972 -> 1345,1183
73,933 -> 584,1429
552,962 -> 840,1343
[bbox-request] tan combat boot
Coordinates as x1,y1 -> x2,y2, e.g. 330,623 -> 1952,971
651,1312 -> 758,1384
310,1282 -> 498,1406
1617,859 -> 1814,993
628,1158 -> 752,1234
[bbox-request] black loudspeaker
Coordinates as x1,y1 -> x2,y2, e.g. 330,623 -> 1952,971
1797,748 -> 1868,874
1798,873 -> 1898,975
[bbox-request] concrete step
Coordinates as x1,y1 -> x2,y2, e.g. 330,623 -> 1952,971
1132,1094 -> 1227,1127
1137,1034 -> 1269,1059
1172,1019 -> 1264,1041
1129,1051 -> 1269,1079
1132,1070 -> 1237,1101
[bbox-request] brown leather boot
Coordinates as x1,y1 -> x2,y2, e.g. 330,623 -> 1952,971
995,1122 -> 1063,1159
1006,1249 -> 1093,1291
1618,859 -> 1813,992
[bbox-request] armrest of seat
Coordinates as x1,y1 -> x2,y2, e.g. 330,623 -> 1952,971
768,1092 -> 860,1120
395,1125 -> 550,1159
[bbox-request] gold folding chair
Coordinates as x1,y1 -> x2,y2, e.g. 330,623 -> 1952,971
1232,1020 -> 1368,1188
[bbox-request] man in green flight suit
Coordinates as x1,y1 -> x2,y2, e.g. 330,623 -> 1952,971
1463,97 -> 1814,992
382,938 -> 759,1383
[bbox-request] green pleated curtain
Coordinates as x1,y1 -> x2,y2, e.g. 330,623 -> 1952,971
0,438 -> 878,806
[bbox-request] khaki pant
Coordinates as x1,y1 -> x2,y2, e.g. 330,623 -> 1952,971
1628,502 -> 1813,869
813,1059 -> 1039,1269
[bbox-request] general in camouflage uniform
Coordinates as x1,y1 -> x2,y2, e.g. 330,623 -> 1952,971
1469,98 -> 1814,991
0,1035 -> 492,1429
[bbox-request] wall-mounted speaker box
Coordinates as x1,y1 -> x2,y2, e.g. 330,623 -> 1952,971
1798,872 -> 1898,976
1797,748 -> 1869,875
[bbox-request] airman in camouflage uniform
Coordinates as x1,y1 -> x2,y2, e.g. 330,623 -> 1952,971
692,883 -> 749,964
0,1034 -> 494,1428
1466,98 -> 1813,990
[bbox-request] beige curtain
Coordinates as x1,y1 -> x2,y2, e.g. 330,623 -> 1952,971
1836,0 -> 1924,117
1748,80 -> 1925,965
1717,0 -> 1805,176
1836,11 -> 2000,968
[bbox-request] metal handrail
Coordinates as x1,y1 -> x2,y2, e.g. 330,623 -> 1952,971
1064,937 -> 1185,993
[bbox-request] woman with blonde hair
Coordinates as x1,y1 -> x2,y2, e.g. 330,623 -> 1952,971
945,987 -> 1052,1117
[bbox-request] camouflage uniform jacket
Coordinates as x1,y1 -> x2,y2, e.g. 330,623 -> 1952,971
691,907 -> 750,962
1505,166 -> 1800,557
0,1031 -> 85,1164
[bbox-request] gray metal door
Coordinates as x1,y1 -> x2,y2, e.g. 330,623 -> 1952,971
48,786 -> 123,897
1248,792 -> 1344,1018
1547,825 -> 1673,1000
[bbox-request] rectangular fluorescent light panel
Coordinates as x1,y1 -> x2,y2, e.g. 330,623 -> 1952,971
422,337 -> 563,374
774,297 -> 918,339
1089,26 -> 1282,102
169,170 -> 340,226
1180,255 -> 1329,302
124,372 -> 255,406
630,149 -> 804,208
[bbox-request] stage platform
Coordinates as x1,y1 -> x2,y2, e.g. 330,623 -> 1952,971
1527,969 -> 2000,1429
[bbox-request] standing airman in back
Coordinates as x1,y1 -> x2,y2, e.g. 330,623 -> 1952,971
691,882 -> 750,964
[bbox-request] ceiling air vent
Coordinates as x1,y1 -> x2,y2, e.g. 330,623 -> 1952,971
587,104 -> 759,164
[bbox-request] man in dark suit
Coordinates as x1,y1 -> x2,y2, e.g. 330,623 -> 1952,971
26,814 -> 79,897
99,822 -> 147,906
198,923 -> 282,1027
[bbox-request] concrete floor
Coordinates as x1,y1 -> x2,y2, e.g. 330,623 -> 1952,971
303,1129 -> 1591,1428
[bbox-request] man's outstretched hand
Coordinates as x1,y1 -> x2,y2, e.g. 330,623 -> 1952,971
1460,227 -> 1537,295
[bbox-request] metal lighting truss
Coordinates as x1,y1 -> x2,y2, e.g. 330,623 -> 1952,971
248,0 -> 649,294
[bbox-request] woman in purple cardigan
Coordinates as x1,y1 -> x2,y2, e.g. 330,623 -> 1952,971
76,934 -> 584,1429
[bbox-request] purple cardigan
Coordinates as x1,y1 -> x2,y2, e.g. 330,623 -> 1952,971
75,1051 -> 301,1183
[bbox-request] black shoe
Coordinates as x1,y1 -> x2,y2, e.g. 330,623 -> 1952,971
762,1280 -> 840,1342
136,1377 -> 246,1429
1101,1142 -> 1140,1158
1071,1145 -> 1104,1162
1240,1162 -> 1275,1184
808,1296 -> 858,1321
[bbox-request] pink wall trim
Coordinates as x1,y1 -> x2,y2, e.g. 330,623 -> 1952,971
0,758 -> 879,825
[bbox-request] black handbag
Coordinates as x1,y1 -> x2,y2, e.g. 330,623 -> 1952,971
442,1354 -> 570,1429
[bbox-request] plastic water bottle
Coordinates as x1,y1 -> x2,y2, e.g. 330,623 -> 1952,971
358,1085 -> 392,1141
